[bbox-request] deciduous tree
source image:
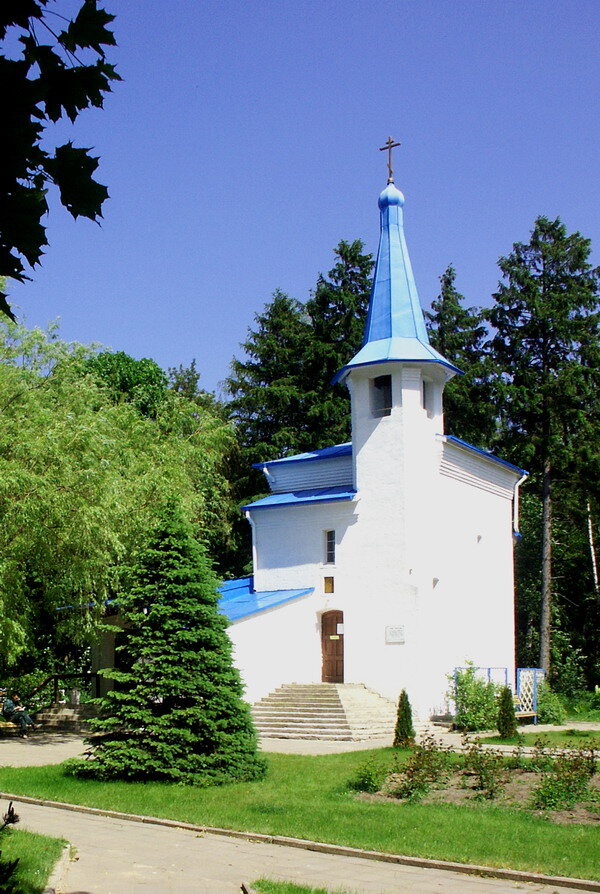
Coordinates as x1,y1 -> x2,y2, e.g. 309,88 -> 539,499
0,1 -> 120,318
0,322 -> 235,669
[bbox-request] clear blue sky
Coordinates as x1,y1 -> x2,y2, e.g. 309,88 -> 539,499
7,0 -> 600,394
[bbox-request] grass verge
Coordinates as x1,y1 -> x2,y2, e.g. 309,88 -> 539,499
253,881 -> 353,894
1,827 -> 65,894
0,750 -> 598,881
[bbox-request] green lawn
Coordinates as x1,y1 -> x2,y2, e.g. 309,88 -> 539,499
254,882 -> 353,894
1,827 -> 65,894
485,728 -> 600,747
0,750 -> 598,881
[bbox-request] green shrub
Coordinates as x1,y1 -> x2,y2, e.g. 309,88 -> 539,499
505,735 -> 526,769
529,737 -> 556,772
348,759 -> 386,793
562,689 -> 600,722
536,683 -> 566,725
448,663 -> 500,731
497,685 -> 518,738
390,734 -> 450,800
462,738 -> 507,800
393,689 -> 415,748
532,748 -> 594,810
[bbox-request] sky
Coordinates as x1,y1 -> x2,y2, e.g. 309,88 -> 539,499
6,0 -> 600,394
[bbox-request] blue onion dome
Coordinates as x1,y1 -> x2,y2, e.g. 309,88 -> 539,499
378,182 -> 405,210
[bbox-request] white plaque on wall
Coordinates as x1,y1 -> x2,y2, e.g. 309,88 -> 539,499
385,625 -> 405,644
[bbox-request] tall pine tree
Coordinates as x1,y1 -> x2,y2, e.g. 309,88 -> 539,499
487,216 -> 599,678
425,265 -> 496,447
72,505 -> 266,784
304,239 -> 374,446
226,289 -> 313,462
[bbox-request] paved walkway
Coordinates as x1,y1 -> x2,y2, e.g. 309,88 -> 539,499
1,725 -> 598,893
15,800 -> 591,894
0,732 -> 86,767
261,720 -> 600,754
0,721 -> 597,763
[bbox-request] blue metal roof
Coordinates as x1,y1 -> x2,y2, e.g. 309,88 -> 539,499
242,485 -> 356,511
253,442 -> 352,470
444,435 -> 528,476
218,576 -> 313,621
333,183 -> 460,384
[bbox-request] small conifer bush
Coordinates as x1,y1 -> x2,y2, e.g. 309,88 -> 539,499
393,689 -> 415,748
0,802 -> 20,893
71,505 -> 266,785
497,685 -> 518,738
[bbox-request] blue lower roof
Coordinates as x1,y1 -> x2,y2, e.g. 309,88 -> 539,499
253,442 -> 352,470
218,576 -> 313,621
242,485 -> 356,511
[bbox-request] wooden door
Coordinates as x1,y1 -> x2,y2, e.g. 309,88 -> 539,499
321,610 -> 344,683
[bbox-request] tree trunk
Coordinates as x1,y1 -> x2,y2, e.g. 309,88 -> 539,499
539,457 -> 552,675
587,501 -> 599,599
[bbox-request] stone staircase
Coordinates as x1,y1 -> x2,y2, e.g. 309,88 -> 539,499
252,683 -> 398,741
34,703 -> 96,733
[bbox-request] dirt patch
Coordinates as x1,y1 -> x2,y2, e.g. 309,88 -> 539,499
360,766 -> 600,825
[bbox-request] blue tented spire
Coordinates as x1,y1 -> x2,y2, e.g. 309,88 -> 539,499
333,183 -> 460,383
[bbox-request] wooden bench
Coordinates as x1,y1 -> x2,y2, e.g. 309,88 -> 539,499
513,695 -> 537,724
0,719 -> 21,736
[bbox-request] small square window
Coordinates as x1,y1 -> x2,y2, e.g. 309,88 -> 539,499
371,375 -> 392,417
324,576 -> 334,594
422,379 -> 433,413
325,530 -> 335,564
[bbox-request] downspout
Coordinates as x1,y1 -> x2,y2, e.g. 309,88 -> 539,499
512,473 -> 528,537
261,464 -> 275,487
244,511 -> 257,593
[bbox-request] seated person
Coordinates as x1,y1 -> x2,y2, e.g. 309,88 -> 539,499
2,693 -> 37,735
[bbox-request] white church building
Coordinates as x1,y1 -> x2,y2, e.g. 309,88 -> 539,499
218,169 -> 527,724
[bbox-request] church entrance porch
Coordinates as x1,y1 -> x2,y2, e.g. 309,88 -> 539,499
251,683 -> 396,740
321,611 -> 344,683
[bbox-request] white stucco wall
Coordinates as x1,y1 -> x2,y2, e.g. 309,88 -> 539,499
230,360 -> 520,721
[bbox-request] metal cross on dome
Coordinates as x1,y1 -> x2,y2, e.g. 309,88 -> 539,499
379,136 -> 401,183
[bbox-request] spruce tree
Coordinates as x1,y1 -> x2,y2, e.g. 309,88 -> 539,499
425,265 -> 496,447
72,505 -> 266,784
226,242 -> 373,468
393,689 -> 415,748
487,217 -> 600,677
304,239 -> 374,447
226,289 -> 314,462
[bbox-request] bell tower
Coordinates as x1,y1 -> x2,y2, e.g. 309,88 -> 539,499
333,144 -> 461,582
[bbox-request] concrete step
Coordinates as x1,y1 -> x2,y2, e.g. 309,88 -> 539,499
257,719 -> 351,730
253,708 -> 347,718
34,703 -> 96,732
259,726 -> 391,741
252,683 -> 397,741
254,698 -> 344,707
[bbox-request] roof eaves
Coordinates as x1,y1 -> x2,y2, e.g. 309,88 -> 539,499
441,435 -> 528,476
242,487 -> 357,511
252,443 -> 352,470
